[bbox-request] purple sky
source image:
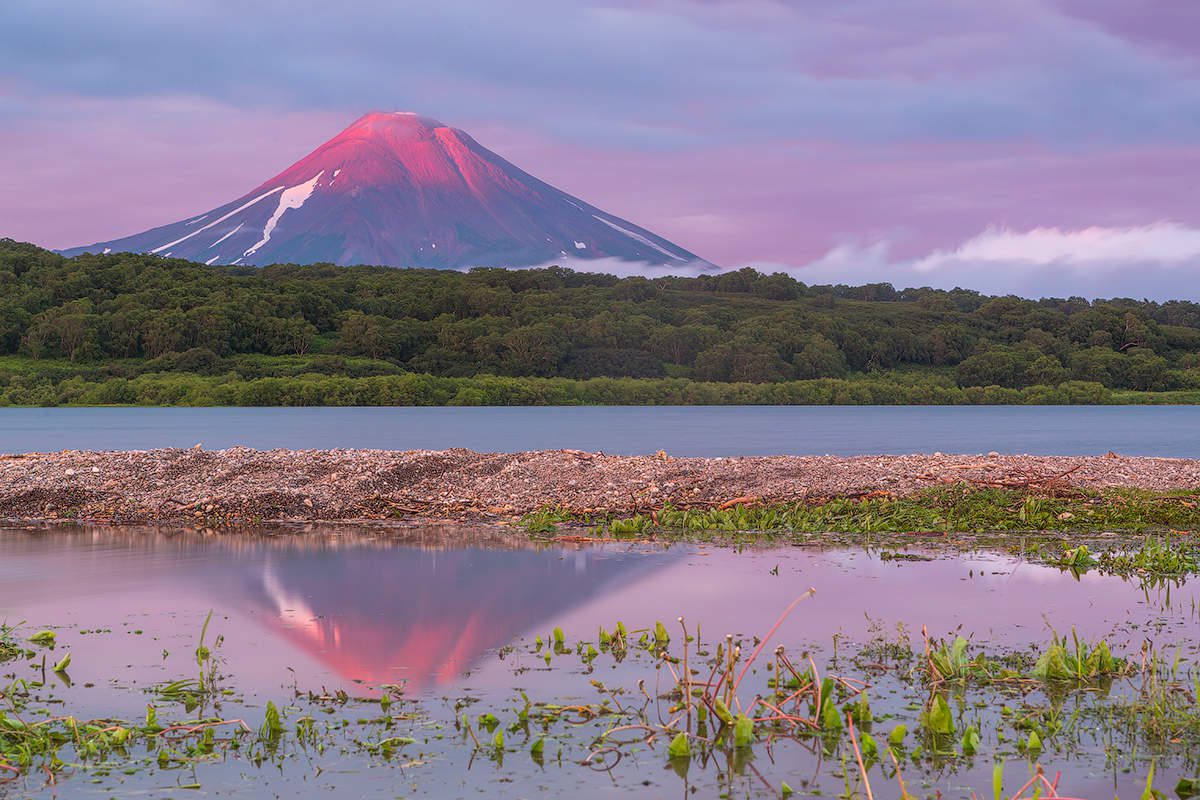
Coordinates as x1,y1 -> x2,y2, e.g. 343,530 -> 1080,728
2,0 -> 1199,297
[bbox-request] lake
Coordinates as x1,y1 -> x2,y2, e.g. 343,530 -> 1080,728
1,525 -> 1197,798
2,404 -> 1199,456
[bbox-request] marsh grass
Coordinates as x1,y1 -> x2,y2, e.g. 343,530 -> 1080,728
1118,647 -> 1200,748
1039,536 -> 1200,583
520,487 -> 1200,538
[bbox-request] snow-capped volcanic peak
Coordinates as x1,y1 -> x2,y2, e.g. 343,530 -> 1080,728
62,111 -> 711,269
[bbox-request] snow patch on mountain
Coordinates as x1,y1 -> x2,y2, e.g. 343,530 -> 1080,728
244,172 -> 324,258
151,186 -> 284,254
210,222 -> 244,248
591,215 -> 687,262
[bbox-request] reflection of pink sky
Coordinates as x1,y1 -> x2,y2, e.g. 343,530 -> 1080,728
4,535 -> 1198,713
5,535 -> 1198,800
0,533 -> 673,701
470,547 -> 1200,687
0,584 -> 337,720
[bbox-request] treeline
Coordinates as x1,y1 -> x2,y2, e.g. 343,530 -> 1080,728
6,372 -> 1193,408
1,238 -> 1199,404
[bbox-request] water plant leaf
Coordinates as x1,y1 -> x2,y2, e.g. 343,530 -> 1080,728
992,761 -> 1004,800
781,782 -> 794,797
922,695 -> 954,737
888,724 -> 907,747
819,696 -> 843,732
1031,642 -> 1070,681
733,714 -> 754,748
1025,730 -> 1042,754
1094,639 -> 1116,673
1142,760 -> 1159,800
846,691 -> 872,724
29,630 -> 55,646
667,732 -> 690,759
259,700 -> 286,746
1175,778 -> 1199,799
144,704 -> 161,733
935,635 -> 970,677
52,652 -> 71,673
713,698 -> 734,726
860,731 -> 878,761
530,737 -> 544,757
196,609 -> 213,665
961,725 -> 980,756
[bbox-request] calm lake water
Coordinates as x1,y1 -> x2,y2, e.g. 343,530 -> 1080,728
1,405 -> 1199,456
1,526 -> 1197,798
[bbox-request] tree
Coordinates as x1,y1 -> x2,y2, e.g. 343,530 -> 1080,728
751,273 -> 801,301
335,313 -> 412,360
1124,348 -> 1170,391
792,335 -> 848,379
262,317 -> 318,355
501,323 -> 570,376
1024,355 -> 1067,386
650,324 -> 721,365
956,349 -> 1022,388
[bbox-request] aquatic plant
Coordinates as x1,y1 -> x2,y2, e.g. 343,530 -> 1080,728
1041,535 -> 1200,581
2,594 -> 1195,798
0,623 -> 27,663
521,487 -> 1200,539
1030,630 -> 1125,682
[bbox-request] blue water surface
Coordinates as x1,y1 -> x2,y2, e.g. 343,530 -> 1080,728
0,405 -> 1196,456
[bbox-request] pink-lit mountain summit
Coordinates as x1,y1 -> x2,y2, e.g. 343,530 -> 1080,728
63,111 -> 709,269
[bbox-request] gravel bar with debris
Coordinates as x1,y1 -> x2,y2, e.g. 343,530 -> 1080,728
1,447 -> 1198,526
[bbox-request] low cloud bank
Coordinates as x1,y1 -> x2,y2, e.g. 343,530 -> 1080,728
538,223 -> 1200,301
801,223 -> 1200,300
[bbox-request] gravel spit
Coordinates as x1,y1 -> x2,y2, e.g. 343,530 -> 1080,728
1,447 -> 1198,525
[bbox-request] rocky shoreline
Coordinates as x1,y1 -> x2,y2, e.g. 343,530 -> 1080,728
1,447 -> 1198,526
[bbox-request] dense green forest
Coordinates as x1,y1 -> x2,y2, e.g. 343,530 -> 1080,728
1,238 -> 1199,405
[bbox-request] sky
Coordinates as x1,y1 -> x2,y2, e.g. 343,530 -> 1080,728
1,0 -> 1199,298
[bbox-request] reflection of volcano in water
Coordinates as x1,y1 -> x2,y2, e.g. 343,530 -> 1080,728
244,541 -> 673,690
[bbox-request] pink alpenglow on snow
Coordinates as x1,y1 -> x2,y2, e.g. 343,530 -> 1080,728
61,112 -> 711,270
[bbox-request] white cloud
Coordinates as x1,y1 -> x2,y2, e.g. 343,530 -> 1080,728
915,223 -> 1200,271
785,223 -> 1200,300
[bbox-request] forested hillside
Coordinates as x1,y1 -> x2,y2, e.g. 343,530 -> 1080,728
2,239 -> 1198,405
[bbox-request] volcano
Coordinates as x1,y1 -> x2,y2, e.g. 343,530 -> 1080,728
62,111 -> 709,269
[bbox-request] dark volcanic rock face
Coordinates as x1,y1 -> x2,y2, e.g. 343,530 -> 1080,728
62,111 -> 710,269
